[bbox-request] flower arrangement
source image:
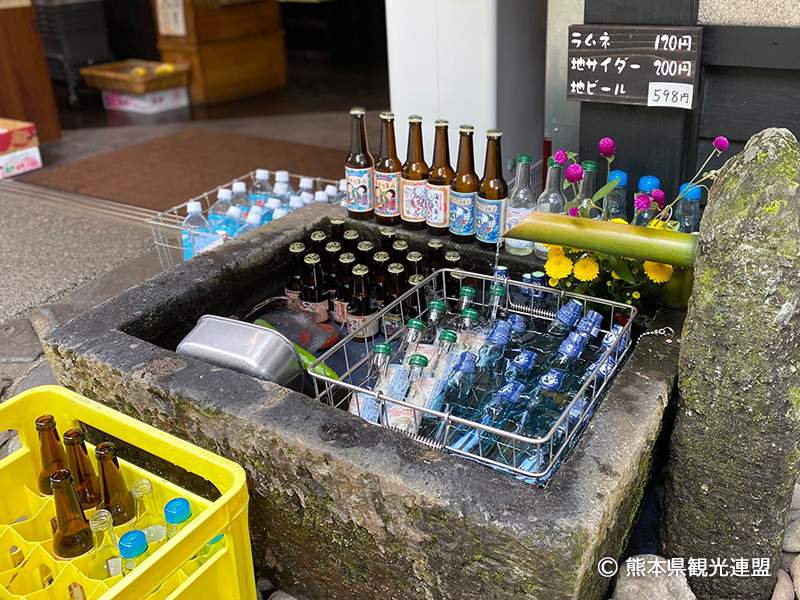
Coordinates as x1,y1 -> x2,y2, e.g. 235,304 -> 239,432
541,135 -> 729,306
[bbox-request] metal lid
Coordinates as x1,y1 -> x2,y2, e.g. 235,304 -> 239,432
459,286 -> 476,298
434,119 -> 449,127
408,354 -> 429,367
289,242 -> 305,254
380,112 -> 395,120
462,308 -> 479,320
444,251 -> 461,262
487,129 -> 502,139
357,240 -> 374,252
427,239 -> 444,249
439,330 -> 457,343
517,153 -> 532,164
407,251 -> 423,262
408,115 -> 423,123
407,318 -> 425,331
429,300 -> 447,312
409,274 -> 424,285
489,284 -> 507,297
310,231 -> 326,242
344,229 -> 360,240
350,107 -> 366,116
388,262 -> 405,274
373,343 -> 392,355
373,251 -> 390,263
380,227 -> 396,238
331,217 -> 346,225
304,253 -> 321,265
392,240 -> 408,250
459,125 -> 474,134
352,264 -> 369,276
339,252 -> 356,264
325,241 -> 342,253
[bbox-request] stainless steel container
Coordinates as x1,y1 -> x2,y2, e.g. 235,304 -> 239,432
177,315 -> 307,393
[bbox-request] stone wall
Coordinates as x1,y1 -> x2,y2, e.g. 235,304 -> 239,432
698,0 -> 800,27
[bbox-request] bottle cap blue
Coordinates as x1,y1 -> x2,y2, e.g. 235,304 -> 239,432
609,170 -> 628,186
454,352 -> 477,374
488,329 -> 511,345
521,273 -> 532,283
559,332 -> 585,358
512,350 -> 537,370
591,356 -> 616,378
679,183 -> 702,200
556,300 -> 583,327
507,314 -> 526,334
492,319 -> 512,334
638,175 -> 660,192
119,530 -> 148,559
494,265 -> 509,279
497,380 -> 524,403
164,497 -> 192,525
577,310 -> 603,338
602,324 -> 628,349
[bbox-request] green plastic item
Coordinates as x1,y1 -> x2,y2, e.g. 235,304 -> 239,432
254,319 -> 339,380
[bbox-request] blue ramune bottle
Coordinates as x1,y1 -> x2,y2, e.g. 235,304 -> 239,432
420,351 -> 477,439
566,356 -> 617,427
510,273 -> 532,306
525,299 -> 583,354
472,324 -> 512,402
448,380 -> 525,456
502,349 -> 539,388
528,333 -> 586,410
503,313 -> 529,357
574,310 -> 603,353
583,324 -> 628,364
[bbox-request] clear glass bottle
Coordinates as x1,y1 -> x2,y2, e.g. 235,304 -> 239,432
119,530 -> 149,576
533,158 -> 567,260
131,478 -> 167,548
89,509 -> 122,579
604,170 -> 628,221
577,160 -> 602,219
348,343 -> 392,421
676,182 -> 702,233
633,175 -> 661,226
197,534 -> 226,566
448,380 -> 525,456
419,350 -> 477,439
505,154 -> 536,256
164,497 -> 193,540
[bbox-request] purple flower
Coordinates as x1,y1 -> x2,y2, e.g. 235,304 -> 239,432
598,137 -> 616,158
651,189 -> 666,209
634,194 -> 651,212
568,206 -> 580,217
554,150 -> 569,165
713,136 -> 729,152
565,164 -> 584,184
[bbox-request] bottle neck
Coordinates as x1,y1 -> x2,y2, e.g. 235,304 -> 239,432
432,127 -> 451,169
54,483 -> 87,530
449,370 -> 472,389
488,295 -> 502,319
457,296 -> 473,312
379,120 -> 398,162
408,364 -> 425,383
407,123 -> 424,164
544,164 -> 563,193
483,139 -> 502,182
350,115 -> 367,155
515,162 -> 532,190
93,525 -> 117,551
135,491 -> 159,517
455,133 -> 475,175
579,169 -> 596,199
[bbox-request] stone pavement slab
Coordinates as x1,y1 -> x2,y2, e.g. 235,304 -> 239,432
0,318 -> 42,363
13,360 -> 57,395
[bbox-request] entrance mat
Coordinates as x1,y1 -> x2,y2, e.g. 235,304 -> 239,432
21,128 -> 345,212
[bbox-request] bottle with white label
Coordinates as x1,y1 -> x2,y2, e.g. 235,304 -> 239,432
476,129 -> 508,251
449,125 -> 478,245
401,115 -> 429,230
426,119 -> 454,236
385,354 -> 432,434
505,154 -> 536,256
348,343 -> 392,422
532,157 -> 567,260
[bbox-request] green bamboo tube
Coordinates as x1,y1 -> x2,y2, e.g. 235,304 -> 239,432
504,211 -> 697,268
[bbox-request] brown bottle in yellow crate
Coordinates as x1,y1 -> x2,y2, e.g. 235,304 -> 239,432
51,469 -> 94,559
36,414 -> 67,496
95,442 -> 135,526
63,428 -> 101,511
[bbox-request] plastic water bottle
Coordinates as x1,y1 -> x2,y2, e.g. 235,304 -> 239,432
335,179 -> 348,206
275,170 -> 295,195
301,191 -> 314,206
288,195 -> 304,212
214,206 -> 243,240
181,201 -> 213,261
208,189 -> 232,226
235,210 -> 262,237
325,184 -> 338,202
271,182 -> 290,207
298,176 -> 315,197
231,182 -> 251,218
314,191 -> 328,203
272,207 -> 289,221
249,169 -> 272,208
262,197 -> 281,224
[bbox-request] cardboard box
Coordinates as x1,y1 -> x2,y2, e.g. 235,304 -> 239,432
0,146 -> 42,179
101,87 -> 190,115
0,118 -> 38,157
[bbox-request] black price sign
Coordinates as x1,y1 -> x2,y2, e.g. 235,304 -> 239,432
567,25 -> 702,109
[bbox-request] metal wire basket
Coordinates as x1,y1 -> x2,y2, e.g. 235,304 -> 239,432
307,268 -> 637,485
146,171 -> 340,271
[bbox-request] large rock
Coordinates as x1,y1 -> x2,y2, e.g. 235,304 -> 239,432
611,555 -> 696,600
662,128 -> 800,600
772,570 -> 794,600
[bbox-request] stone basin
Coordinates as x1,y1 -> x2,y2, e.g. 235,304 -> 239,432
43,202 -> 683,600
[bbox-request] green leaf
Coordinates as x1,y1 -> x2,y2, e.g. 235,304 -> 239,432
666,220 -> 681,231
567,151 -> 578,159
562,178 -> 572,190
592,178 -> 620,202
608,256 -> 635,284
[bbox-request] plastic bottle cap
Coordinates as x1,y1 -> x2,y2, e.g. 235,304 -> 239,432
273,208 -> 288,218
232,182 -> 246,193
407,318 -> 425,331
246,212 -> 261,226
679,183 -> 702,200
454,352 -> 476,374
266,198 -> 281,210
314,191 -> 329,202
300,177 -> 314,190
217,189 -> 232,200
638,175 -> 660,192
373,343 -> 392,355
325,184 -> 338,196
289,196 -> 304,208
498,380 -> 524,402
508,314 -> 526,333
439,330 -> 457,343
489,284 -> 507,298
581,160 -> 597,172
276,170 -> 290,182
609,170 -> 628,186
517,154 -> 532,164
495,265 -> 509,278
255,169 -> 269,180
187,201 -> 202,215
521,273 -> 532,283
547,157 -> 558,168
408,354 -> 429,367
459,286 -> 477,299
531,270 -> 546,280
301,192 -> 314,204
429,300 -> 446,312
226,206 -> 243,220
119,530 -> 148,559
250,205 -> 263,216
339,179 -> 348,191
462,308 -> 479,320
164,497 -> 192,525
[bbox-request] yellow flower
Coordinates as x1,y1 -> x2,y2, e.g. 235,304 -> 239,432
643,261 -> 674,284
573,256 -> 599,282
611,270 -> 622,280
632,291 -> 641,299
548,277 -> 560,287
610,218 -> 628,225
547,245 -> 564,257
545,255 -> 573,280
648,219 -> 666,229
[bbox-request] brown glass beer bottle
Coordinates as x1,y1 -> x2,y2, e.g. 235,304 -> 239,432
51,469 -> 94,559
374,112 -> 402,226
346,265 -> 379,341
95,442 -> 136,526
449,125 -> 479,244
63,428 -> 101,511
36,414 -> 67,496
476,129 -> 509,251
345,107 -> 374,221
400,115 -> 428,230
426,120 -> 454,236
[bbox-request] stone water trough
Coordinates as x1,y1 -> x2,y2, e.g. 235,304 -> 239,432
43,202 -> 683,600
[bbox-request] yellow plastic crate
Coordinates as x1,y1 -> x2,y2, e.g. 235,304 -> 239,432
0,386 -> 256,600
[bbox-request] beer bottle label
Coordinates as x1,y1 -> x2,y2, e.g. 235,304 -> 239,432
449,191 -> 476,235
426,183 -> 450,228
330,299 -> 349,324
375,172 -> 401,217
346,167 -> 374,212
476,197 -> 507,244
297,299 -> 329,323
401,179 -> 428,222
505,207 -> 535,249
347,313 -> 380,340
